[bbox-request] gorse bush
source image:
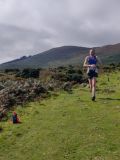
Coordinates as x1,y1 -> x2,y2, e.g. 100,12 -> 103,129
16,68 -> 40,78
67,73 -> 82,82
103,62 -> 120,72
52,71 -> 83,83
52,65 -> 83,82
5,69 -> 20,73
52,72 -> 67,81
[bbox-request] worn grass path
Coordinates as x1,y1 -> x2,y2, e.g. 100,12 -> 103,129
0,71 -> 120,160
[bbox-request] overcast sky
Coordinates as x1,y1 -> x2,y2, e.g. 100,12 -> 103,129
0,0 -> 120,63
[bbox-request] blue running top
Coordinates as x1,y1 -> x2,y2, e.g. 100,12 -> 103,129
87,56 -> 97,65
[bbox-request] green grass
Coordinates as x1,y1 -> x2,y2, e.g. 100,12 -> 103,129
0,71 -> 120,160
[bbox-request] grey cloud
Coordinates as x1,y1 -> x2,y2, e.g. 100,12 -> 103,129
0,0 -> 120,63
0,24 -> 53,63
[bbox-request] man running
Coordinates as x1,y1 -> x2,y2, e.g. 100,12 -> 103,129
83,48 -> 102,101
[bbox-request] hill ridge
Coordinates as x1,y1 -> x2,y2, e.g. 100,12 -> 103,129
0,43 -> 120,69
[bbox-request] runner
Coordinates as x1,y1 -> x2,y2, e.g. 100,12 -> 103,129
83,48 -> 102,101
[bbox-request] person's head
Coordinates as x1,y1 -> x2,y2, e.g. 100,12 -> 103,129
89,48 -> 95,56
13,111 -> 17,116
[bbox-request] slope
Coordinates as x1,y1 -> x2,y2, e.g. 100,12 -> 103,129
0,71 -> 120,160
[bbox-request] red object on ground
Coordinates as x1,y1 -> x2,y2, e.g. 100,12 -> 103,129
13,111 -> 17,115
12,111 -> 21,123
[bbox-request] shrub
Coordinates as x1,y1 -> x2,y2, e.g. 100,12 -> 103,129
52,72 -> 67,81
16,69 -> 39,78
67,68 -> 76,74
67,73 -> 82,82
5,69 -> 20,73
76,69 -> 83,75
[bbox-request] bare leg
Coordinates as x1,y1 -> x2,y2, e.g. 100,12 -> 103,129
91,77 -> 96,99
88,79 -> 92,92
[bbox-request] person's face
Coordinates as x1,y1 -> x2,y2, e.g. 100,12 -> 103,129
90,49 -> 95,56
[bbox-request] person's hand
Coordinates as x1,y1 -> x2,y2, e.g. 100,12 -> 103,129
90,64 -> 96,68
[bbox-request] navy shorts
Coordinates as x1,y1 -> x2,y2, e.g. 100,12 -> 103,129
87,70 -> 98,79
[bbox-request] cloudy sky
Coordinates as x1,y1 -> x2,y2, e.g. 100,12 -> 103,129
0,0 -> 120,63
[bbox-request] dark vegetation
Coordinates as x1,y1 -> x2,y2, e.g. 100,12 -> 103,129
0,65 -> 85,120
0,63 -> 120,120
103,62 -> 120,71
15,68 -> 40,78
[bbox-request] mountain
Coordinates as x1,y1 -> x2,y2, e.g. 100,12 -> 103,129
0,44 -> 120,69
0,46 -> 90,69
95,43 -> 120,63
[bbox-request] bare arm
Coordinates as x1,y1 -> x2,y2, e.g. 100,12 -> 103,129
83,56 -> 89,67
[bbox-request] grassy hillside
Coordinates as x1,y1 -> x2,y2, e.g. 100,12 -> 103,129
0,71 -> 120,160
